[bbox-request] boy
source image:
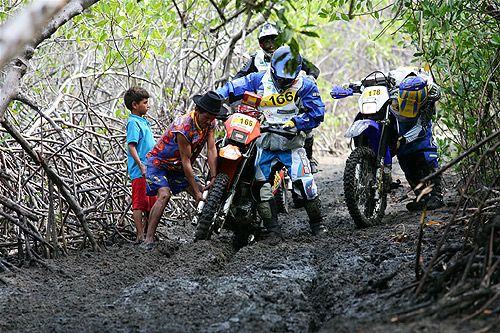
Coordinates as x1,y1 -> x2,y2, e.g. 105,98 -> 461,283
124,87 -> 157,242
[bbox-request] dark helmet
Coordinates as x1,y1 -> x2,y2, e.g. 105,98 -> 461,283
270,45 -> 302,92
258,23 -> 279,57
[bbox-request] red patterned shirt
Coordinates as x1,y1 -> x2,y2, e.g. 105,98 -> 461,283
146,111 -> 215,171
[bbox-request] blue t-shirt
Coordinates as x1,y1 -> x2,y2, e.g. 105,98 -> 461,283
126,114 -> 155,180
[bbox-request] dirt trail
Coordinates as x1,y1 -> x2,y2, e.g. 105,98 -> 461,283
0,156 -> 489,332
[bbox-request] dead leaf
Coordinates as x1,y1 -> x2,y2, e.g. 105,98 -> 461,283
425,220 -> 444,226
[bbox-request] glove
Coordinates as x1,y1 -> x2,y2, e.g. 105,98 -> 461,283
330,85 -> 353,99
283,119 -> 296,129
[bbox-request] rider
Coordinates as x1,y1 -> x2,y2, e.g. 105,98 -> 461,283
217,45 -> 328,243
234,23 -> 321,178
388,67 -> 444,211
234,23 -> 320,80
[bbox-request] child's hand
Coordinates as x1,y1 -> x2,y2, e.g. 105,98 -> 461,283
140,163 -> 147,177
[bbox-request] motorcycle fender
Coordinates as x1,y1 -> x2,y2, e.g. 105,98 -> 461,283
345,119 -> 380,138
219,144 -> 242,160
218,156 -> 243,186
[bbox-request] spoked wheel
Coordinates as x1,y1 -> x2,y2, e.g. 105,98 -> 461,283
195,173 -> 229,240
343,147 -> 387,228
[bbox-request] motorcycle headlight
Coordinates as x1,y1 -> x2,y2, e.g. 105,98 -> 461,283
361,102 -> 377,114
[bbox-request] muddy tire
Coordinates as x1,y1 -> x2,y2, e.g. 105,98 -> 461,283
343,147 -> 387,228
195,173 -> 229,240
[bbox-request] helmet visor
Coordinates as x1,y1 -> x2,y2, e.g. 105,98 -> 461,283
271,67 -> 296,90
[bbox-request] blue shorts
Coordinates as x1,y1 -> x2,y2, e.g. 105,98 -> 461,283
145,166 -> 199,196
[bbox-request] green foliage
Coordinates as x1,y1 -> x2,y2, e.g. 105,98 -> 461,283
393,0 -> 499,166
115,108 -> 129,119
320,0 -> 499,180
0,0 -> 30,22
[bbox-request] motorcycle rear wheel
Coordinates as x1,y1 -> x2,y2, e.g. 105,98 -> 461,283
343,146 -> 387,228
195,173 -> 229,240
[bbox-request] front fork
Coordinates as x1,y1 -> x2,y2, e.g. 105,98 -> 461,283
374,107 -> 391,199
211,141 -> 257,233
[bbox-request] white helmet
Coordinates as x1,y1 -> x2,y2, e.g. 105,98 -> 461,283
258,23 -> 279,57
258,23 -> 279,41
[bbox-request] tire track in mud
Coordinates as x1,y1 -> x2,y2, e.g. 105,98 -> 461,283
96,159 -> 350,332
111,241 -> 320,332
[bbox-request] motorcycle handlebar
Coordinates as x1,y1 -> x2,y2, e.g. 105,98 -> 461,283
348,82 -> 362,94
260,124 -> 298,139
347,72 -> 396,93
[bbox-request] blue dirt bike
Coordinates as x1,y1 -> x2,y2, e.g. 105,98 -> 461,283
331,71 -> 399,228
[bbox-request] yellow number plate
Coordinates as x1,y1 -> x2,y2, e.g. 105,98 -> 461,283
230,114 -> 256,132
261,91 -> 297,107
361,87 -> 382,98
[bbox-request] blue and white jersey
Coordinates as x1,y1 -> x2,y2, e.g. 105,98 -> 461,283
217,71 -> 324,132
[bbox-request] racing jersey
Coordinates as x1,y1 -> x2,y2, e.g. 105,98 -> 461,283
217,71 -> 324,132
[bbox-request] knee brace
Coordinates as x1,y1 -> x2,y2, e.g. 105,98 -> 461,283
292,178 -> 318,201
304,135 -> 314,160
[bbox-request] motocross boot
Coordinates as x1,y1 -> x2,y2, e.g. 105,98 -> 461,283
257,199 -> 282,245
309,158 -> 319,175
292,190 -> 304,208
303,197 -> 328,236
406,174 -> 444,211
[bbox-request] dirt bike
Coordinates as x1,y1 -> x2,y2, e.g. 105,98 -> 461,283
331,71 -> 398,228
193,92 -> 290,247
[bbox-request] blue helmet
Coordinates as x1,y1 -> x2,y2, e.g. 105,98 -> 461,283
270,45 -> 302,92
397,76 -> 428,118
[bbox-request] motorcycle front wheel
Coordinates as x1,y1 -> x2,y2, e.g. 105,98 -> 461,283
194,173 -> 229,240
343,146 -> 387,228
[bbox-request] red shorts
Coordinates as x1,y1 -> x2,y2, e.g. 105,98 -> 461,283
132,177 -> 157,212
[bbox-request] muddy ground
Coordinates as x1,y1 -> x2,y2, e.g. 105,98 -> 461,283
0,156 -> 494,332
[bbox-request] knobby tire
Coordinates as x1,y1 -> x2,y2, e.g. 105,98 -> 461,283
195,173 -> 229,240
343,146 -> 387,228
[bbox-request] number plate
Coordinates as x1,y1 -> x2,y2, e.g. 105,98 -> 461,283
361,86 -> 382,98
261,91 -> 297,106
230,114 -> 256,133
